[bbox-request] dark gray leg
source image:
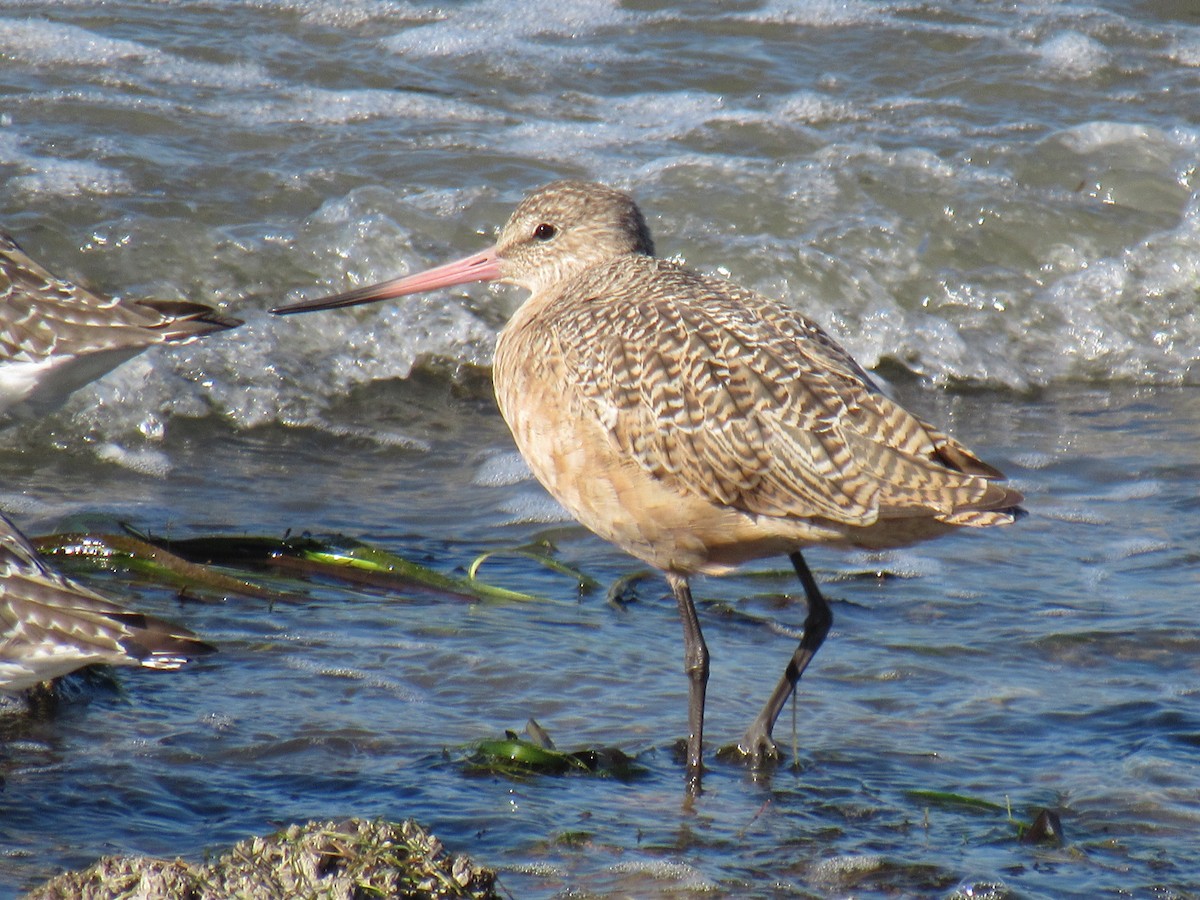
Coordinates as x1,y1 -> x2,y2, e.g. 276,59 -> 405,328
738,550 -> 832,763
668,572 -> 709,794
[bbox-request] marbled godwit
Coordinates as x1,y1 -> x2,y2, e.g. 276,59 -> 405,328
0,512 -> 215,693
0,231 -> 242,420
273,181 -> 1023,792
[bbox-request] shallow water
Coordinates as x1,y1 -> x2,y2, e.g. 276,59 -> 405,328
1,1 -> 1199,897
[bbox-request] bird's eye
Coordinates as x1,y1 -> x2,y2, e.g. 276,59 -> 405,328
533,223 -> 557,241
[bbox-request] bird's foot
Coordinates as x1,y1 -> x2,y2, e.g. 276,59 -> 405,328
715,725 -> 781,769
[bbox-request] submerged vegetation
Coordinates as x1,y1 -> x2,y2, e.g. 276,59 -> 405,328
33,526 -> 592,605
907,790 -> 1065,846
464,721 -> 646,781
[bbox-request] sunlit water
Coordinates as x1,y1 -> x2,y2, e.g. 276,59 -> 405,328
1,1 -> 1198,897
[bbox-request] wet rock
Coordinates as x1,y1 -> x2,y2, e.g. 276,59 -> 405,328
26,817 -> 499,900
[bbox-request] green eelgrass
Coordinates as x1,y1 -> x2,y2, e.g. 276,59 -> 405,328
34,528 -> 577,605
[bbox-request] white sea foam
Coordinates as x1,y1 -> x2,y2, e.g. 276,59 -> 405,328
1035,30 -> 1111,78
211,86 -> 500,128
384,0 -> 636,65
0,17 -> 271,89
0,18 -> 150,66
778,91 -> 860,125
1057,121 -> 1159,155
1167,37 -> 1200,67
92,442 -> 171,478
0,131 -> 131,197
8,158 -> 131,197
497,492 -> 571,525
241,0 -> 412,28
472,451 -> 532,488
750,0 -> 889,27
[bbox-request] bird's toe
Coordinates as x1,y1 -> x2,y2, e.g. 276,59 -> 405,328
715,728 -> 781,768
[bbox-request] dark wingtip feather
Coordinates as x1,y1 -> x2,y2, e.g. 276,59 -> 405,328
108,610 -> 218,669
134,299 -> 244,339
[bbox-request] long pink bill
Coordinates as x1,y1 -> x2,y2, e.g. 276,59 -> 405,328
271,246 -> 501,315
